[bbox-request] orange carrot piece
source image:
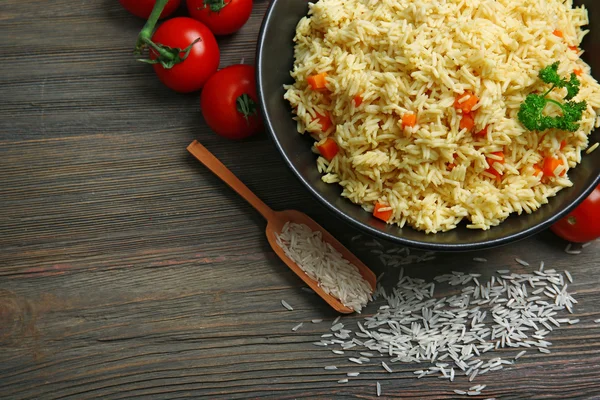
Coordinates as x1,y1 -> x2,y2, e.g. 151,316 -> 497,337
487,151 -> 505,164
569,45 -> 579,51
307,73 -> 328,91
373,202 -> 393,222
475,125 -> 488,137
460,113 -> 475,131
454,91 -> 479,113
402,113 -> 417,127
553,30 -> 564,38
353,94 -> 363,107
314,112 -> 332,132
543,156 -> 565,177
560,139 -> 567,150
574,68 -> 583,76
485,151 -> 505,179
316,138 -> 339,161
533,164 -> 544,177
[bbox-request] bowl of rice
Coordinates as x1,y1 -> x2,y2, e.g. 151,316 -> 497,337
256,0 -> 600,250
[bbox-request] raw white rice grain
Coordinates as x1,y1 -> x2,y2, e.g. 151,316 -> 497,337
564,243 -> 582,255
281,300 -> 293,311
331,323 -> 344,331
469,369 -> 479,382
515,350 -> 527,360
515,258 -> 530,266
565,271 -> 573,283
382,361 -> 393,373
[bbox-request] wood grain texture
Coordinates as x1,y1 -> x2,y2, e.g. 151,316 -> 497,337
0,1 -> 599,399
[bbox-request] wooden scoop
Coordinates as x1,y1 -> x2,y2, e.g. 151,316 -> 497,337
187,140 -> 376,314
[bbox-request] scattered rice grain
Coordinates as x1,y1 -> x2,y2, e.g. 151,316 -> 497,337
586,142 -> 599,154
515,258 -> 530,266
515,350 -> 527,360
564,271 -> 573,283
281,300 -> 293,311
382,361 -> 393,373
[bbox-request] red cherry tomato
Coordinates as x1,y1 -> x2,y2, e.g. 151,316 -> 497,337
550,185 -> 600,243
150,17 -> 220,93
187,0 -> 253,36
200,64 -> 263,139
119,0 -> 180,19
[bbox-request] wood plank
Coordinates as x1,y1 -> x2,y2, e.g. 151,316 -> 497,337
1,0 -> 599,399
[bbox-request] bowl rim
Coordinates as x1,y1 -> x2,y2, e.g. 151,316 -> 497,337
255,0 -> 600,251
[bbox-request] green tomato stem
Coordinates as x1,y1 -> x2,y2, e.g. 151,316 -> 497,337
236,94 -> 257,125
204,0 -> 230,12
133,0 -> 202,69
134,0 -> 171,57
139,36 -> 175,61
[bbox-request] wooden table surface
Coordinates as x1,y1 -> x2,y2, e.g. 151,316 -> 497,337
1,1 -> 599,399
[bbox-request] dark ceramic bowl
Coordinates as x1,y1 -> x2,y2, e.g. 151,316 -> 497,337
256,0 -> 600,251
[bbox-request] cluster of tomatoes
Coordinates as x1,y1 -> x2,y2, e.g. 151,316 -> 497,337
119,0 -> 262,139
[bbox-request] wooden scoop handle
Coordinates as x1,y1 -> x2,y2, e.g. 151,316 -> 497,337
187,140 -> 275,221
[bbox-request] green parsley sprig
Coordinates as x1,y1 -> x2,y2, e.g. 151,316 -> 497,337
518,62 -> 587,132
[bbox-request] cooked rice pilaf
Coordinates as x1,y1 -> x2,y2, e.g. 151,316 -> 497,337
284,0 -> 600,233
